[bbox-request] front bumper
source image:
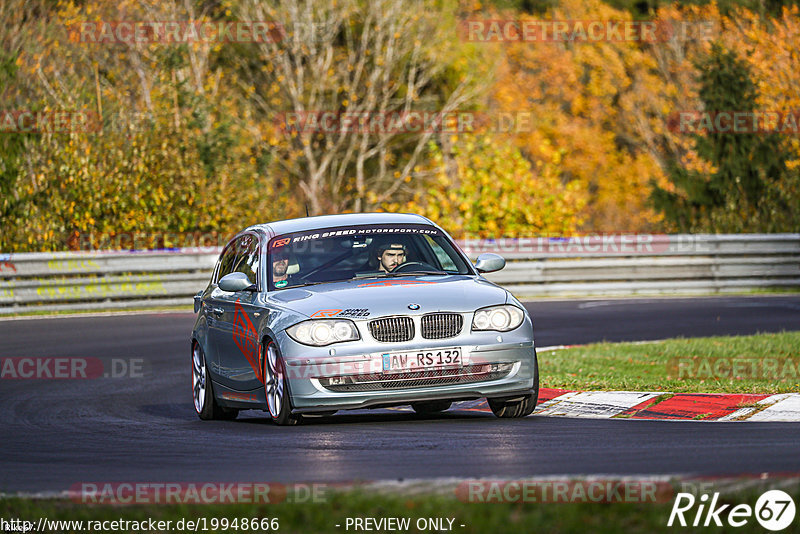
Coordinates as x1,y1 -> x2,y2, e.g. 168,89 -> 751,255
278,331 -> 537,412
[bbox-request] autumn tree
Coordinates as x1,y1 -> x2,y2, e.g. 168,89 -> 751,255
5,0 -> 800,252
235,0 -> 487,215
487,0 -> 670,233
651,43 -> 797,232
2,0 -> 278,251
387,133 -> 585,237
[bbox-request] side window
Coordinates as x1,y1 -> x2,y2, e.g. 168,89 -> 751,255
232,234 -> 259,286
215,243 -> 238,283
424,235 -> 457,271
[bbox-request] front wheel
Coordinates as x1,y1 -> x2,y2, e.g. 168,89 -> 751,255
192,343 -> 238,421
487,392 -> 537,418
487,350 -> 539,418
263,341 -> 301,426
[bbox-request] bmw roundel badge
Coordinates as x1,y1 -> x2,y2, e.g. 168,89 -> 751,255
408,303 -> 420,310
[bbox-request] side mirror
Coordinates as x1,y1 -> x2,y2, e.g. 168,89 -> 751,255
193,290 -> 203,313
218,272 -> 256,292
474,253 -> 506,274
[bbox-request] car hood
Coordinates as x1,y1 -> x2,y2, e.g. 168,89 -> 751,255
267,275 -> 508,318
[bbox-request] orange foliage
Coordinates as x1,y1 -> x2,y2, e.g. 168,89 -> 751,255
489,0 -> 669,233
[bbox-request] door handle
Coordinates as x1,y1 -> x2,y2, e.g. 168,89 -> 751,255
212,307 -> 224,317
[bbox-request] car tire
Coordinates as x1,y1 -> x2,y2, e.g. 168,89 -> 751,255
487,350 -> 539,418
193,343 -> 239,421
411,401 -> 452,414
263,340 -> 301,426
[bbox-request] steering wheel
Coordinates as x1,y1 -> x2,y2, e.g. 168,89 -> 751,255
391,261 -> 439,273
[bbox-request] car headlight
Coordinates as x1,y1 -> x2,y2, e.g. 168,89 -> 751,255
471,305 -> 525,332
286,319 -> 360,346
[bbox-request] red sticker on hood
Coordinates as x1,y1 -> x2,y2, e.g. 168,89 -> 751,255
311,309 -> 342,318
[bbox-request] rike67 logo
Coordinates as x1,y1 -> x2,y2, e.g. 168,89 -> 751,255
668,490 -> 796,531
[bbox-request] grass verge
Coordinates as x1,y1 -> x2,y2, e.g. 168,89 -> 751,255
540,331 -> 800,394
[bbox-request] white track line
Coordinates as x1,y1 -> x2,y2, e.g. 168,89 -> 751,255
537,340 -> 666,352
747,394 -> 800,422
716,394 -> 792,421
534,391 -> 662,419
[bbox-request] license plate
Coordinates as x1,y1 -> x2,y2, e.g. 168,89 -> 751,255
382,347 -> 463,373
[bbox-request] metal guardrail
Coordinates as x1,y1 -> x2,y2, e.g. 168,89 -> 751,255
0,234 -> 798,314
0,250 -> 220,314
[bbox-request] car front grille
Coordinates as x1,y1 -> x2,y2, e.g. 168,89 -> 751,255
318,363 -> 514,392
369,316 -> 414,342
421,313 -> 463,339
368,314 -> 463,341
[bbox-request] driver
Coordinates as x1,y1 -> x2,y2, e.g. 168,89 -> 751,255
271,248 -> 291,288
376,242 -> 407,272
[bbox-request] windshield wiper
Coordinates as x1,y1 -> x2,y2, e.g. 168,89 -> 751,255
353,270 -> 448,279
385,270 -> 449,276
281,280 -> 326,289
353,272 -> 388,279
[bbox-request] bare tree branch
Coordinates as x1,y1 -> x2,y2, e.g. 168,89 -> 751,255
238,0 -> 484,214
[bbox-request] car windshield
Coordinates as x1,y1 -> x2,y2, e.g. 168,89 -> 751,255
267,224 -> 472,290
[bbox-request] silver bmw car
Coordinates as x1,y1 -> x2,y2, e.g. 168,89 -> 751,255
191,213 -> 538,425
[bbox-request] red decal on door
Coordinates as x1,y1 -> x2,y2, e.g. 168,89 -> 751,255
232,299 -> 263,383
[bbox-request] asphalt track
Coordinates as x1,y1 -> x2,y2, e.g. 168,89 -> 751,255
1,295 -> 799,493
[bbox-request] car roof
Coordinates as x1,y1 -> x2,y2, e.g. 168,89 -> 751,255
246,213 -> 436,238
